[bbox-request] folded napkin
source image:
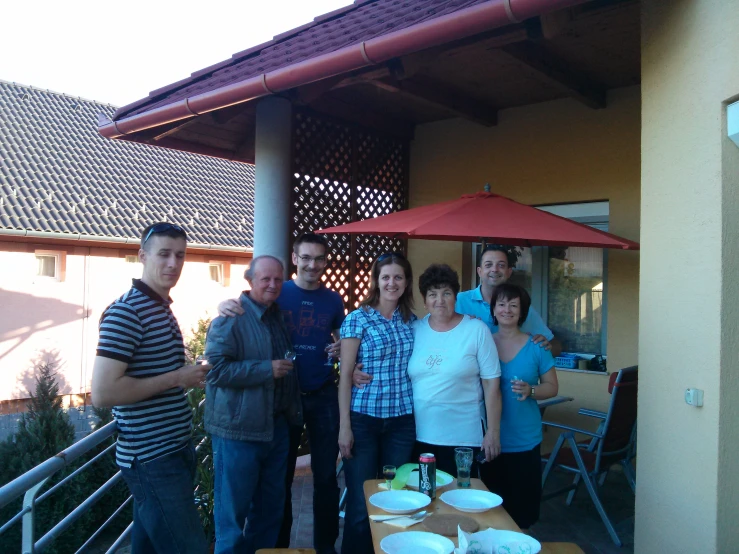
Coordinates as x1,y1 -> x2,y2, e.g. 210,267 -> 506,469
455,527 -> 541,554
369,514 -> 425,528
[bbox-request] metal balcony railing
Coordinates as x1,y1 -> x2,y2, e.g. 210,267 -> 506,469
0,396 -> 207,554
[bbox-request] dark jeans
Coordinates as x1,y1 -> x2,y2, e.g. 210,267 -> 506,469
277,384 -> 340,554
212,416 -> 289,554
341,411 -> 416,554
119,441 -> 208,554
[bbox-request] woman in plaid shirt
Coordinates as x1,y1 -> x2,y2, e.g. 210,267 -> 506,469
338,252 -> 416,554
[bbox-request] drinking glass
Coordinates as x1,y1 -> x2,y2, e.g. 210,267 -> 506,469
511,375 -> 523,400
382,465 -> 397,490
454,447 -> 473,488
324,343 -> 335,366
195,355 -> 208,365
284,349 -> 297,362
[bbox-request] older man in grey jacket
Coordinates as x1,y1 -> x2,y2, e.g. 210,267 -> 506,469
204,255 -> 302,554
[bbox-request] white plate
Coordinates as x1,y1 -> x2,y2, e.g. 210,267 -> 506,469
440,489 -> 503,513
492,530 -> 542,554
406,469 -> 454,489
369,490 -> 431,514
380,531 -> 455,554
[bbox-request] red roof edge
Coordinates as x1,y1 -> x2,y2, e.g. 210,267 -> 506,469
101,0 -> 592,141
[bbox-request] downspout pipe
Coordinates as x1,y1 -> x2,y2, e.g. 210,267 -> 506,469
99,0 -> 591,140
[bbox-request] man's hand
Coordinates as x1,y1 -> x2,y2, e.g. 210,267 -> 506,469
482,429 -> 501,461
272,359 -> 294,379
529,334 -> 551,350
352,363 -> 373,388
176,363 -> 212,389
326,339 -> 341,360
218,298 -> 244,318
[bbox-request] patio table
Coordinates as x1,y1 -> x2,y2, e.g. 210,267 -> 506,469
364,478 -> 583,553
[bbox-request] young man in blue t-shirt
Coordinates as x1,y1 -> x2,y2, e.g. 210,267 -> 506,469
219,233 -> 345,554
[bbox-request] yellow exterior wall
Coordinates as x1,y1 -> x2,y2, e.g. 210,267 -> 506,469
407,86 -> 641,435
639,0 -> 739,551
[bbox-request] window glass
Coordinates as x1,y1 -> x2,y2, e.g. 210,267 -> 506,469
508,247 -> 532,291
209,263 -> 223,284
547,247 -> 604,354
36,255 -> 57,278
125,255 -> 139,263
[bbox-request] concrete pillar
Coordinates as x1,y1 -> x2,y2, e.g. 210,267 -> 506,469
638,1 -> 739,551
254,96 -> 292,267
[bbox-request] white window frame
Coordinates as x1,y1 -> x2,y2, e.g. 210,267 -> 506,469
34,251 -> 63,282
471,201 -> 609,356
209,262 -> 225,286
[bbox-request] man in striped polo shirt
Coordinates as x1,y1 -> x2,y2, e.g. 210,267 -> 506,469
92,222 -> 210,554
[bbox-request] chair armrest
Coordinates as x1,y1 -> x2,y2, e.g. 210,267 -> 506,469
578,409 -> 607,419
542,421 -> 603,439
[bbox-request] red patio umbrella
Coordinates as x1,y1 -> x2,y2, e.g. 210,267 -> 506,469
317,192 -> 639,250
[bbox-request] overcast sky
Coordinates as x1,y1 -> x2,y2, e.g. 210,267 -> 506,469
1,0 -> 351,107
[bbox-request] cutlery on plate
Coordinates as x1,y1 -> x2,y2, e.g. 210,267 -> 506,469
377,510 -> 427,522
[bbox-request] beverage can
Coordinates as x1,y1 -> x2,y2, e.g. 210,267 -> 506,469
418,453 -> 436,500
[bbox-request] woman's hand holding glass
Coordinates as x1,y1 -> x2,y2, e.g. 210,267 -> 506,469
510,376 -> 532,401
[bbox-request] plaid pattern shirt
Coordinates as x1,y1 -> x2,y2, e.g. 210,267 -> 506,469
341,306 -> 416,418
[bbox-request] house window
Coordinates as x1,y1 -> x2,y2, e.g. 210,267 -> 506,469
209,263 -> 224,285
472,201 -> 609,355
125,254 -> 139,263
35,251 -> 64,282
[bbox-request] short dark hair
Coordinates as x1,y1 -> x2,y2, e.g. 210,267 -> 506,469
293,233 -> 328,254
140,222 -> 187,249
419,264 -> 460,298
478,245 -> 519,268
490,283 -> 531,327
360,252 -> 414,322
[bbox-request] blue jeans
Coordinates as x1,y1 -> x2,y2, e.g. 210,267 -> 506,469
279,385 -> 341,554
212,416 -> 289,554
119,441 -> 208,554
341,411 -> 416,554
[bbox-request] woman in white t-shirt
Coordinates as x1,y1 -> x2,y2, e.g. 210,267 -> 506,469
407,264 -> 502,475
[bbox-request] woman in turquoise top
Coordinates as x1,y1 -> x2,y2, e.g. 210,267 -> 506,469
482,283 -> 559,530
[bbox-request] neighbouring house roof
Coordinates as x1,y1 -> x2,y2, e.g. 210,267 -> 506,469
0,80 -> 255,250
114,0 -> 490,120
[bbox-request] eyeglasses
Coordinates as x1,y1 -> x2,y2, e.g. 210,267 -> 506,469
376,251 -> 406,264
142,223 -> 187,245
297,255 -> 327,264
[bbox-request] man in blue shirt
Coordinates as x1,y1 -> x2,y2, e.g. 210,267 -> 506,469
456,245 -> 561,356
219,233 -> 345,554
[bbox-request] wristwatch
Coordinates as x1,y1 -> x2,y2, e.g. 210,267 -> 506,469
530,386 -> 536,399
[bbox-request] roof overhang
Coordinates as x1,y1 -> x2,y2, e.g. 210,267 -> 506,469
0,229 -> 253,258
99,0 -> 596,156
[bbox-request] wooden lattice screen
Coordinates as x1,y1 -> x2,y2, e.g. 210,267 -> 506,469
291,110 -> 409,311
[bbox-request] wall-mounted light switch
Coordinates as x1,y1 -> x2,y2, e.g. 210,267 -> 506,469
685,388 -> 704,407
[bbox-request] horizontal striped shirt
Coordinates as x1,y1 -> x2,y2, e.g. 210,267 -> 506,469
340,306 -> 415,418
97,279 -> 191,468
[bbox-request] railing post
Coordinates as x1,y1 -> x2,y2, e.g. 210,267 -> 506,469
21,477 -> 50,554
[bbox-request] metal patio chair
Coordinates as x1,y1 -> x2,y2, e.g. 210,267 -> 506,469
541,366 -> 638,546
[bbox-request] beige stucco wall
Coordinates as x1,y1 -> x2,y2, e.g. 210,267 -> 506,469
407,86 -> 641,433
639,0 -> 739,551
0,242 -> 251,403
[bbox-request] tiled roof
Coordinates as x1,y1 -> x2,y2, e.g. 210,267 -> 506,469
0,80 -> 255,249
116,0 -> 487,119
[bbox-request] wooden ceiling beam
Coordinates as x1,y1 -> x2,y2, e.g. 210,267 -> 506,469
308,94 -> 415,140
500,41 -> 607,109
371,75 -> 498,127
